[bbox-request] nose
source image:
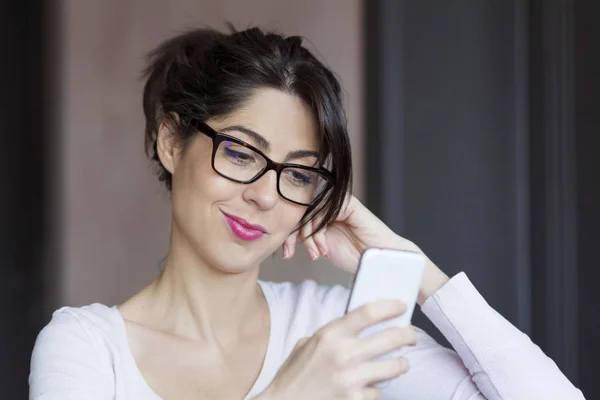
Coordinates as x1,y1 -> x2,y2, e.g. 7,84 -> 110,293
242,170 -> 279,210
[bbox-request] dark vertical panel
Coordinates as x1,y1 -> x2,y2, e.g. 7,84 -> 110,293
364,0 -> 406,233
513,0 -> 532,336
365,0 -> 531,345
528,0 -> 547,355
365,0 -> 591,392
574,1 -> 600,398
529,0 -> 579,384
401,1 -> 528,339
0,1 -> 48,397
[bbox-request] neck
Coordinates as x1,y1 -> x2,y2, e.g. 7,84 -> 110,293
142,224 -> 266,342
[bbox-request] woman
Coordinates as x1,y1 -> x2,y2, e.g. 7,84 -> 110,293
29,26 -> 584,400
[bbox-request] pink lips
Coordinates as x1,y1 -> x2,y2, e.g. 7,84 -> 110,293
222,211 -> 266,241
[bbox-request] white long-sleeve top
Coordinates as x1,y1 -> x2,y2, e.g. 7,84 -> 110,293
29,272 -> 585,399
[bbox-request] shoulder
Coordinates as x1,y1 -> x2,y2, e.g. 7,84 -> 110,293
29,304 -> 122,397
36,303 -> 122,342
31,303 -> 124,369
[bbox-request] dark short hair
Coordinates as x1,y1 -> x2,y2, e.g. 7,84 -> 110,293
142,25 -> 352,233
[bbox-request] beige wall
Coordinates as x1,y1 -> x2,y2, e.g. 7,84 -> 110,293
57,0 -> 363,306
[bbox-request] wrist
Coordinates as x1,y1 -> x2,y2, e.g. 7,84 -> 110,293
417,260 -> 450,306
385,235 -> 450,306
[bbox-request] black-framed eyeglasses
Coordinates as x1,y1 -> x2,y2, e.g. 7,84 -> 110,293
188,119 -> 334,207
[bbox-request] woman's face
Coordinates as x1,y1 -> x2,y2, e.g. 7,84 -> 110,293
162,89 -> 320,273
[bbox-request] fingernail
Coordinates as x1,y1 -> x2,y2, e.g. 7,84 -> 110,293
309,250 -> 318,260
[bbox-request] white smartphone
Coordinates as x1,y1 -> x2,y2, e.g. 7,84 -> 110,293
345,248 -> 426,385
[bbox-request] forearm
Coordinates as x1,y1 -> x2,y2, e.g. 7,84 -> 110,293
421,273 -> 584,399
417,258 -> 449,306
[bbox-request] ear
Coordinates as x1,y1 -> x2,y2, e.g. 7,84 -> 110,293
156,121 -> 179,174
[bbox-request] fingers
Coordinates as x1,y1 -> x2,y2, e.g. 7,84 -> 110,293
300,214 -> 329,260
282,230 -> 299,259
348,387 -> 381,400
301,220 -> 320,261
348,357 -> 409,387
359,387 -> 382,400
313,225 -> 328,257
329,300 -> 406,336
294,337 -> 310,349
283,218 -> 327,261
352,327 -> 417,362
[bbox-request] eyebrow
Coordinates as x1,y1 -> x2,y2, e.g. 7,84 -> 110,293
221,125 -> 271,151
220,125 -> 319,161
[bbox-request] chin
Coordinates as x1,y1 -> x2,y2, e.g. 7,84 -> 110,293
208,241 -> 271,274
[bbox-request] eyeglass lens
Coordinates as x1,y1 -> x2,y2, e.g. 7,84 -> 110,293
214,140 -> 328,205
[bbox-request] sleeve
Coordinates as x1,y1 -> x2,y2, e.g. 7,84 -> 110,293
383,272 -> 585,399
29,308 -> 115,400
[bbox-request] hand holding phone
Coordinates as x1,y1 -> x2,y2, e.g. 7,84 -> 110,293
260,299 -> 411,400
345,248 -> 426,386
260,248 -> 425,399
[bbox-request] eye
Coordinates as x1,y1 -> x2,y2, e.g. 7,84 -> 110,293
284,169 -> 313,186
223,142 -> 257,165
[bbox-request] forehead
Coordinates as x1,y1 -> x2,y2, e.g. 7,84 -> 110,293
211,89 -> 320,152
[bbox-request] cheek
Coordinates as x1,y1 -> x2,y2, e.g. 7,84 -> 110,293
271,204 -> 306,240
178,150 -> 238,202
171,154 -> 239,231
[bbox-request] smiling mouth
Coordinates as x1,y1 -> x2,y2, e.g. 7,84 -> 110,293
221,211 -> 267,241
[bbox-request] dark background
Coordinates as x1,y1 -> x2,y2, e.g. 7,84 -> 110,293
574,0 -> 600,395
366,0 -> 599,398
2,0 -> 599,398
1,1 -> 47,398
